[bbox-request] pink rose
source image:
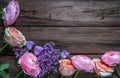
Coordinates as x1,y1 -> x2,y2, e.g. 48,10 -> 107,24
59,59 -> 76,76
18,52 -> 40,77
101,51 -> 120,66
93,59 -> 114,77
2,0 -> 20,26
71,55 -> 93,73
4,27 -> 26,47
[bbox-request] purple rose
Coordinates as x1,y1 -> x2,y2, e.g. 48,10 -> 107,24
2,0 -> 20,26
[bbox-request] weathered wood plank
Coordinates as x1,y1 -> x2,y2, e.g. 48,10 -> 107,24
0,56 -> 19,78
0,0 -> 120,27
16,27 -> 120,54
1,27 -> 120,55
1,27 -> 120,54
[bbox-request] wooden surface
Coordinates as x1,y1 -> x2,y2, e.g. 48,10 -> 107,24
0,0 -> 120,27
0,0 -> 120,78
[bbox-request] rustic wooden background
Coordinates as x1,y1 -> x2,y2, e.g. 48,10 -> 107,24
0,0 -> 120,78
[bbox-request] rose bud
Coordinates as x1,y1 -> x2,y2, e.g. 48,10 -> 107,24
60,50 -> 70,59
101,51 -> 120,66
59,59 -> 76,76
34,46 -> 43,56
4,27 -> 26,47
71,55 -> 93,73
93,59 -> 114,77
18,52 -> 40,77
26,41 -> 35,51
2,0 -> 20,26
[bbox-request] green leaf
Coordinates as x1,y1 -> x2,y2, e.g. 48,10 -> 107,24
0,71 -> 9,78
0,63 -> 9,71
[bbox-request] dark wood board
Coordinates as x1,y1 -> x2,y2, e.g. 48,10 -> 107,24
10,27 -> 120,54
0,0 -> 120,27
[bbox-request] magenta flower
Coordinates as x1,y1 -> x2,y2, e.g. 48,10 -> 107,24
101,51 -> 120,66
18,52 -> 40,77
2,0 -> 20,26
71,55 -> 94,73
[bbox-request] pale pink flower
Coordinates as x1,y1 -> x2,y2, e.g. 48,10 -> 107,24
101,51 -> 120,66
93,59 -> 114,77
2,0 -> 20,26
71,55 -> 93,73
18,52 -> 40,77
59,59 -> 76,76
4,27 -> 26,47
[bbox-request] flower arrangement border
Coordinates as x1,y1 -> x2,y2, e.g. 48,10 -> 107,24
0,0 -> 120,78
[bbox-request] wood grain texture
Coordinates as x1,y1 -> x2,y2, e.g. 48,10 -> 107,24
0,0 -> 120,27
0,0 -> 120,78
1,27 -> 120,55
0,26 -> 120,55
0,56 -> 19,78
17,27 -> 120,54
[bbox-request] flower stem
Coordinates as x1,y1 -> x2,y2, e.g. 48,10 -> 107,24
74,70 -> 80,78
15,70 -> 23,78
23,75 -> 26,78
0,9 -> 4,15
47,73 -> 50,78
0,43 -> 8,53
60,75 -> 64,78
115,66 -> 120,78
95,75 -> 101,78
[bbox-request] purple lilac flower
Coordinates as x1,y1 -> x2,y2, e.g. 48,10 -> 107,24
26,41 -> 35,51
13,46 -> 27,59
60,50 -> 70,58
34,46 -> 43,56
35,43 -> 60,78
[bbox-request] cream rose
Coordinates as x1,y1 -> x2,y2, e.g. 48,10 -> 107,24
93,59 -> 114,77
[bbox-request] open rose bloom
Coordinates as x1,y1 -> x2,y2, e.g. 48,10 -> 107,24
71,55 -> 93,73
93,59 -> 114,77
2,0 -> 20,26
4,27 -> 26,47
101,51 -> 120,66
18,52 -> 40,77
59,59 -> 76,76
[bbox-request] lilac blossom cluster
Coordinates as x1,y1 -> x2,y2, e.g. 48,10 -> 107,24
35,43 -> 60,77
